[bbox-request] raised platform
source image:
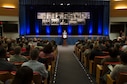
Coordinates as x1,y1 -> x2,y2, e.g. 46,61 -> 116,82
24,35 -> 108,45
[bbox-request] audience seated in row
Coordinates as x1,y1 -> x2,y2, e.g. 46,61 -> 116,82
89,43 -> 105,60
22,48 -> 48,79
101,47 -> 120,65
9,46 -> 28,63
11,66 -> 33,84
0,46 -> 16,71
110,52 -> 127,80
38,43 -> 54,69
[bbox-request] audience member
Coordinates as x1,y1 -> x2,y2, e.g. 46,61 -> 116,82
22,48 -> 48,78
101,48 -> 120,65
110,52 -> 127,80
0,46 -> 16,71
11,66 -> 33,84
38,43 -> 54,69
89,43 -> 104,60
83,44 -> 93,58
21,45 -> 30,56
10,46 -> 28,63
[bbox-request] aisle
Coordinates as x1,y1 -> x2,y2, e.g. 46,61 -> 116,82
54,45 -> 93,84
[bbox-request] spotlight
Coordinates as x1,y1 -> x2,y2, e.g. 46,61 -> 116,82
60,3 -> 63,5
67,3 -> 70,6
53,3 -> 55,5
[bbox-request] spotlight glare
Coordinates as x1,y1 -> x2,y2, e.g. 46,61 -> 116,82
60,3 -> 63,5
67,3 -> 70,6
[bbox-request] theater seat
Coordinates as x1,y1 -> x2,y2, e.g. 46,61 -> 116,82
11,71 -> 47,84
102,62 -> 121,76
116,72 -> 127,84
0,71 -> 12,83
89,56 -> 109,75
96,62 -> 121,84
33,72 -> 43,84
106,74 -> 115,84
106,72 -> 127,84
96,64 -> 103,84
13,62 -> 24,69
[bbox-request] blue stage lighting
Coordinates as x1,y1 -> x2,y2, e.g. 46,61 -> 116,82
58,25 -> 62,35
98,16 -> 102,35
20,27 -> 24,35
46,25 -> 50,35
67,25 -> 72,35
98,24 -> 102,34
26,27 -> 30,34
89,22 -> 93,34
20,24 -> 26,35
35,21 -> 39,34
104,27 -> 109,36
88,20 -> 93,35
78,25 -> 83,35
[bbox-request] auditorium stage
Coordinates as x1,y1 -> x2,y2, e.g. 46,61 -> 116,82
24,35 -> 108,45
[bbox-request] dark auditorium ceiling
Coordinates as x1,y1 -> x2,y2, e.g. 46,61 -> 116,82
0,0 -> 127,17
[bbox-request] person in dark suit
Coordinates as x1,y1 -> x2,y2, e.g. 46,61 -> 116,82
0,46 -> 16,71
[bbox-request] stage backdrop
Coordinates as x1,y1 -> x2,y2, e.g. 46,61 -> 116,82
19,0 -> 109,45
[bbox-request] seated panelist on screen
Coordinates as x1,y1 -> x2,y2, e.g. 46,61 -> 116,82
62,30 -> 68,39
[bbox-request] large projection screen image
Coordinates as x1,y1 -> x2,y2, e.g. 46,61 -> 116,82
37,12 -> 90,25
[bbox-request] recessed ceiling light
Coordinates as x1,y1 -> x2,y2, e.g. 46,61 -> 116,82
2,5 -> 15,9
115,6 -> 127,9
114,0 -> 123,1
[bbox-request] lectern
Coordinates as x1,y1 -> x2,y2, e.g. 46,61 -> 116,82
62,30 -> 67,46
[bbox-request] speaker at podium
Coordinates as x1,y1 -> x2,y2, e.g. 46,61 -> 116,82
62,30 -> 68,46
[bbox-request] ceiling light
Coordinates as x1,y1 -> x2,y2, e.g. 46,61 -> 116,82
53,3 -> 55,5
67,3 -> 70,6
114,0 -> 123,1
2,5 -> 16,9
60,3 -> 63,5
115,6 -> 127,9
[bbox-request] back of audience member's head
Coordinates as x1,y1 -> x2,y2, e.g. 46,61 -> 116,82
109,48 -> 119,58
11,66 -> 33,84
30,48 -> 39,60
120,52 -> 127,64
0,46 -> 6,58
43,43 -> 53,54
89,44 -> 93,49
14,46 -> 21,55
114,43 -> 120,50
26,45 -> 30,52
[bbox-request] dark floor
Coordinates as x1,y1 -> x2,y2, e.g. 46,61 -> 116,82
54,45 -> 95,84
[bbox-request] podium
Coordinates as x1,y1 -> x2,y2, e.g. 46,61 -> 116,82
62,30 -> 68,46
63,39 -> 67,46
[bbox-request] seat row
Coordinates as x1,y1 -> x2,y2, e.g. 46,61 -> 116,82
0,48 -> 58,84
74,45 -> 127,84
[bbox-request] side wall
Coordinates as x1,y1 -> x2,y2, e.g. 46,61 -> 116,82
0,16 -> 19,39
